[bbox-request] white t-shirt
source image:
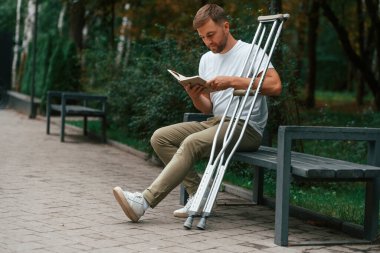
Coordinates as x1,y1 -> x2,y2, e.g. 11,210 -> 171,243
198,40 -> 273,136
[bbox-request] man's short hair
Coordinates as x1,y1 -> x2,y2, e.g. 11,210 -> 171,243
193,4 -> 228,29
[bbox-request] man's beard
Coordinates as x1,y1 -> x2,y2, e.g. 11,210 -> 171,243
210,32 -> 228,53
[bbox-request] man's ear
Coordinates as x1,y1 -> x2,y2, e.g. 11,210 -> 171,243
223,21 -> 230,32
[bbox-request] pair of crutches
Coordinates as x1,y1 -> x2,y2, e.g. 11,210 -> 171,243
184,13 -> 290,230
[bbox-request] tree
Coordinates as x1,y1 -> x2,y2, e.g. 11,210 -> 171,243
305,0 -> 320,108
11,0 -> 23,90
68,0 -> 85,52
16,0 -> 36,92
319,0 -> 380,110
356,0 -> 365,105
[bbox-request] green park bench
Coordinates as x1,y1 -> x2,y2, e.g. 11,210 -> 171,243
46,91 -> 107,142
181,112 -> 380,246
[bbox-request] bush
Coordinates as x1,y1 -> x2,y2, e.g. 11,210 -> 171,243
104,39 -> 202,151
19,34 -> 82,111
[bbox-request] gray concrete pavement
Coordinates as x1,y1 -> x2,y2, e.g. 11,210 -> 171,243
0,109 -> 379,253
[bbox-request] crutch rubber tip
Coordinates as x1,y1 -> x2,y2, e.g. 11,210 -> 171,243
184,216 -> 194,230
196,217 -> 207,230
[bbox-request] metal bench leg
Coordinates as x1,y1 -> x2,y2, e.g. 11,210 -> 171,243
60,110 -> 65,142
363,177 -> 380,241
102,116 -> 107,143
253,166 -> 264,204
84,116 -> 88,136
180,184 -> 189,205
46,94 -> 51,134
46,108 -> 51,134
274,166 -> 290,246
275,131 -> 291,246
364,139 -> 380,240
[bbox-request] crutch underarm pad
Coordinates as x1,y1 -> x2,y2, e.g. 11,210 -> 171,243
233,89 -> 257,96
258,13 -> 290,22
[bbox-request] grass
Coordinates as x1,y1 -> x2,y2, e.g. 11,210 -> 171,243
67,91 -> 380,226
67,120 -> 149,152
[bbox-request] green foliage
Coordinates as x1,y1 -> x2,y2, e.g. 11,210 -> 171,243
15,1 -> 82,110
317,18 -> 349,91
103,38 -> 203,149
263,170 -> 366,225
0,0 -> 17,33
20,35 -> 81,108
45,38 -> 81,93
298,100 -> 380,163
20,33 -> 52,98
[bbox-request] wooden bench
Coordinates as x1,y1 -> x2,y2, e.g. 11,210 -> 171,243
181,113 -> 380,246
46,91 -> 107,142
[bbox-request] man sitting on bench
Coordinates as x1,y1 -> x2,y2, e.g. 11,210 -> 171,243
112,3 -> 282,222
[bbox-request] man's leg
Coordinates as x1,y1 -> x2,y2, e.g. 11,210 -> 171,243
113,121 -> 206,222
150,121 -> 206,195
143,117 -> 262,208
113,118 -> 262,221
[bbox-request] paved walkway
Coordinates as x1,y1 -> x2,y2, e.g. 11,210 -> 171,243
0,109 -> 379,253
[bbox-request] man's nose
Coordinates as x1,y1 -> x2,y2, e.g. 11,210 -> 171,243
202,35 -> 211,43
204,37 -> 213,45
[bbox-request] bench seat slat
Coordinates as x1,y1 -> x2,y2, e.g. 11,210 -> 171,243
233,146 -> 380,179
233,147 -> 277,170
291,155 -> 364,178
51,105 -> 105,116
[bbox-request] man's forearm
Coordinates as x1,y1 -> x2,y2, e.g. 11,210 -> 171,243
231,69 -> 282,96
208,68 -> 282,96
192,95 -> 213,114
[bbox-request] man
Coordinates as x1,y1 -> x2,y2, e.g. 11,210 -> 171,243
113,4 -> 281,222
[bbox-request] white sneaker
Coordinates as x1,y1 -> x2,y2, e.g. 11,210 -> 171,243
173,196 -> 194,218
113,186 -> 145,222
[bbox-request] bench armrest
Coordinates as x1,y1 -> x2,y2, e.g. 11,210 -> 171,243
47,90 -> 107,113
183,113 -> 213,122
278,125 -> 380,167
279,126 -> 380,142
47,91 -> 63,98
47,91 -> 107,102
62,92 -> 107,102
275,126 -> 380,244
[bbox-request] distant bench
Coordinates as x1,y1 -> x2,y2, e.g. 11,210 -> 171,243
181,113 -> 380,246
46,91 -> 107,142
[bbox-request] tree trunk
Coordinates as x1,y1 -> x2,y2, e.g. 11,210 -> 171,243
116,3 -> 132,66
11,0 -> 23,90
305,0 -> 320,108
365,0 -> 380,77
270,0 -> 282,66
320,0 -> 380,110
110,0 -> 115,50
295,1 -> 307,82
58,2 -> 67,36
356,0 -> 365,105
69,0 -> 85,52
17,0 -> 36,92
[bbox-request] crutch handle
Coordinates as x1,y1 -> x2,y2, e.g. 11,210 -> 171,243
258,13 -> 290,22
233,89 -> 257,96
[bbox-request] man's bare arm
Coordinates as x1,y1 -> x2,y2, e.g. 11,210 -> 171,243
184,85 -> 213,114
207,68 -> 282,96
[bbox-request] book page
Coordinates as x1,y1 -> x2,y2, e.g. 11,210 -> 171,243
167,69 -> 207,89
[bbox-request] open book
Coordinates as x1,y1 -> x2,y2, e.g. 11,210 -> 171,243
167,69 -> 208,89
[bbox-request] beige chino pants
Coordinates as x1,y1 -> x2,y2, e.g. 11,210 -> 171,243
142,116 -> 262,208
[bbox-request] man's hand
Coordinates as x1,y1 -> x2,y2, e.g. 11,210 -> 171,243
207,76 -> 232,91
183,84 -> 213,114
184,84 -> 208,99
205,69 -> 282,96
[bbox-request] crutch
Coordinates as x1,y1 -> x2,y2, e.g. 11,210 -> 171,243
184,13 -> 290,230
